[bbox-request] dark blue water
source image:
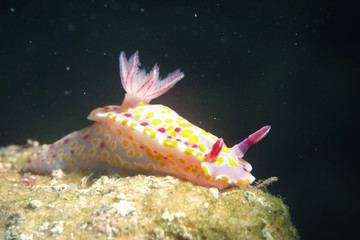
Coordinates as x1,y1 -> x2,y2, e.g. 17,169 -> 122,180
1,1 -> 358,239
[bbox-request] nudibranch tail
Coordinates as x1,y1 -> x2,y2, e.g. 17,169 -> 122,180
231,125 -> 271,158
119,51 -> 184,108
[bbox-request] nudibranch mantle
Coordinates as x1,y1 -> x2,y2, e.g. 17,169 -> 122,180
24,50 -> 270,189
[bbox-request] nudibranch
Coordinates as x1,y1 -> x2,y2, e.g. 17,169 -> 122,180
23,50 -> 271,189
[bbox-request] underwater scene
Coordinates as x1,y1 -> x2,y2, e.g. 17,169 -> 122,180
0,1 -> 358,239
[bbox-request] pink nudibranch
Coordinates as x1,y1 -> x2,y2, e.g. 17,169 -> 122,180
23,50 -> 271,189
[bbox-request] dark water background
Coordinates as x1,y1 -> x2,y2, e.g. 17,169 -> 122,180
1,1 -> 358,238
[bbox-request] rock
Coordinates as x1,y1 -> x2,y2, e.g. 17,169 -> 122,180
0,143 -> 299,239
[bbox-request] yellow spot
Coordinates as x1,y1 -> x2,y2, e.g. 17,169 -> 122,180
146,112 -> 154,119
104,134 -> 111,143
96,156 -> 102,161
151,118 -> 162,126
220,176 -> 229,183
154,153 -> 163,161
65,153 -> 70,159
196,152 -> 203,159
228,158 -> 237,167
105,160 -> 110,166
129,136 -> 133,140
163,139 -> 178,148
70,142 -> 78,149
169,131 -> 177,138
136,152 -> 141,158
172,167 -> 179,172
179,122 -> 193,128
181,129 -> 193,137
221,147 -> 231,154
122,107 -> 129,112
216,156 -> 224,166
158,162 -> 166,168
200,131 -> 210,136
178,158 -> 185,164
122,162 -> 130,168
135,165 -> 144,170
56,141 -> 62,146
188,135 -> 199,144
121,139 -> 129,147
145,147 -> 153,156
183,166 -> 190,172
127,150 -> 134,157
184,148 -> 195,155
71,159 -> 75,165
166,125 -> 175,132
201,165 -> 211,179
167,159 -> 176,165
129,122 -> 138,130
236,179 -> 251,186
87,157 -> 92,161
110,141 -> 116,151
138,103 -> 146,107
177,115 -> 185,121
133,108 -> 144,113
107,126 -> 112,131
121,119 -> 128,126
57,149 -> 63,155
102,150 -> 109,159
112,116 -> 117,122
94,126 -> 103,135
79,153 -> 85,160
114,154 -> 122,164
134,114 -> 142,119
75,145 -> 84,155
165,119 -> 173,124
161,106 -> 171,113
148,164 -> 154,170
199,144 -> 206,152
46,158 -> 50,163
88,148 -> 96,156
191,166 -> 198,173
81,128 -> 89,135
210,136 -> 218,142
132,142 -> 138,150
117,129 -> 122,135
92,139 -> 100,147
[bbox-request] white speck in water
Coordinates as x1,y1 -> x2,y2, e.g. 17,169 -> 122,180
63,90 -> 71,95
194,13 -> 198,18
66,66 -> 70,71
10,8 -> 15,12
140,8 -> 145,12
103,52 -> 107,56
67,24 -> 76,32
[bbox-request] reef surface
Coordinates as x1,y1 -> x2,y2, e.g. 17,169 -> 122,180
0,142 -> 299,239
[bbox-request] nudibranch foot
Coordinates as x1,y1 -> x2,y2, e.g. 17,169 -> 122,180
23,50 -> 271,190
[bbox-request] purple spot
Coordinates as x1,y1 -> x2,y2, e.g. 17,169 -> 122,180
27,159 -> 31,164
192,144 -> 198,148
167,136 -> 172,139
176,139 -> 182,142
52,154 -> 57,158
158,128 -> 165,133
70,150 -> 75,154
100,142 -> 105,148
175,127 -> 181,133
36,152 -> 41,157
49,144 -> 55,149
64,139 -> 70,144
124,113 -> 131,117
140,122 -> 148,126
41,159 -> 45,163
83,134 -> 89,139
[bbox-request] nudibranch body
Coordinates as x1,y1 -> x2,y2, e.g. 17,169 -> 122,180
24,51 -> 270,189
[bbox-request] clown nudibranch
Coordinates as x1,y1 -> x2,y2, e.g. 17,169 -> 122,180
23,51 -> 270,189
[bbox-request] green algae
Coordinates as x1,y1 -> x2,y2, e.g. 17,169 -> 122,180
0,143 -> 299,239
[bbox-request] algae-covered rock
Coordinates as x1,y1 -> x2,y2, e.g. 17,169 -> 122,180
0,143 -> 299,239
